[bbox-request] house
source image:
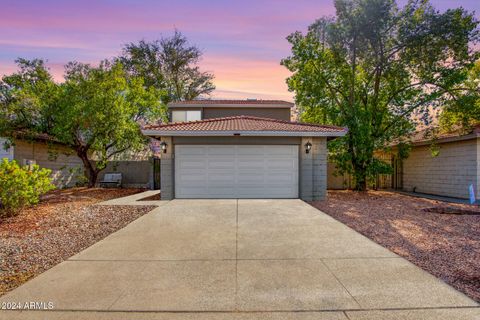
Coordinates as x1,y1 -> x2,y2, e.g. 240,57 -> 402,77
0,134 -> 83,188
399,125 -> 480,200
142,99 -> 347,200
327,125 -> 480,200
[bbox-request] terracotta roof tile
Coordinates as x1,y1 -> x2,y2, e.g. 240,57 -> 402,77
143,116 -> 347,136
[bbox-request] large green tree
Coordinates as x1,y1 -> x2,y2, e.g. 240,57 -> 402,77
119,30 -> 215,103
282,0 -> 479,190
0,59 -> 163,187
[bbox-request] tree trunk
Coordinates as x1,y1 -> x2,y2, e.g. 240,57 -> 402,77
353,163 -> 368,191
87,170 -> 99,188
354,173 -> 368,191
76,148 -> 99,188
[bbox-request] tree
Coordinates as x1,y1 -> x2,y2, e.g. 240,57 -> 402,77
440,60 -> 480,129
119,30 -> 215,103
0,59 -> 60,138
0,59 -> 163,187
281,0 -> 479,190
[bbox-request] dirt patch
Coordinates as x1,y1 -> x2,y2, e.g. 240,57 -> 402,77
0,188 -> 155,296
422,207 -> 480,215
137,193 -> 161,201
311,190 -> 480,302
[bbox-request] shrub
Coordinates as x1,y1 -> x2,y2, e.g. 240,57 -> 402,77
0,159 -> 55,216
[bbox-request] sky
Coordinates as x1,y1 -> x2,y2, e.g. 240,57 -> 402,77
1,0 -> 479,101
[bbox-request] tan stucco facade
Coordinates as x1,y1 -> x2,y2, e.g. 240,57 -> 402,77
203,107 -> 291,121
169,107 -> 292,122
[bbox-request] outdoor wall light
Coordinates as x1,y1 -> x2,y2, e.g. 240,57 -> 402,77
160,141 -> 168,153
305,142 -> 312,154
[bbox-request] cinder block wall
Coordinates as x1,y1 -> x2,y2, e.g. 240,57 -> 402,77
159,136 -> 174,200
100,161 -> 151,188
403,138 -> 478,199
477,138 -> 480,200
300,137 -> 327,201
14,140 -> 83,188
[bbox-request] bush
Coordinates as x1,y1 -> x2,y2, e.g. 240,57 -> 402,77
0,159 -> 55,216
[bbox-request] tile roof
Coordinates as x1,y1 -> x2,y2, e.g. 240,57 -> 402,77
143,116 -> 347,137
12,130 -> 61,143
168,99 -> 294,107
391,123 -> 480,146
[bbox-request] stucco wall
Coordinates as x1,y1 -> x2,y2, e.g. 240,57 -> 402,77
159,136 -> 174,199
13,140 -> 83,188
327,162 -> 350,189
168,107 -> 291,122
402,138 -> 479,199
100,160 -> 151,188
300,137 -> 327,201
203,107 -> 291,121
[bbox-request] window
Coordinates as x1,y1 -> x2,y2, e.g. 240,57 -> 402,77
171,110 -> 201,123
186,110 -> 201,121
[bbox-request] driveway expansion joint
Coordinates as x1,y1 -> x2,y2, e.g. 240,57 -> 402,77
2,306 -> 479,313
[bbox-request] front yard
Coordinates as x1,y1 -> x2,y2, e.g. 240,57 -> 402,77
311,190 -> 480,302
0,188 -> 156,296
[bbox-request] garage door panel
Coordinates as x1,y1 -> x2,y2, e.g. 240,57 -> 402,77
268,159 -> 296,169
176,146 -> 206,156
208,173 -> 235,184
237,174 -> 265,184
237,146 -> 265,154
207,162 -> 235,170
207,146 -> 235,156
175,145 -> 298,198
237,161 -> 265,170
176,159 -> 207,172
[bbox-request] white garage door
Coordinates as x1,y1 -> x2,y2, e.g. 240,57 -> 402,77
175,145 -> 298,198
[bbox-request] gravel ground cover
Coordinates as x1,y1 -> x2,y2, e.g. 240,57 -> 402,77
0,188 -> 156,296
311,190 -> 480,302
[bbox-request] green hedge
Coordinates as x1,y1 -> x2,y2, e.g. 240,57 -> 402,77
0,159 -> 55,217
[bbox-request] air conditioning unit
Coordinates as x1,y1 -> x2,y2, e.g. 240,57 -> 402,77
22,159 -> 36,168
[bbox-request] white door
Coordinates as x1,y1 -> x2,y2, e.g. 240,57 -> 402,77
175,145 -> 298,198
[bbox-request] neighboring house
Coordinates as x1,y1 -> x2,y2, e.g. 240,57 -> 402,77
1,132 -> 154,189
0,134 -> 83,188
142,99 -> 347,200
400,125 -> 480,200
327,125 -> 480,200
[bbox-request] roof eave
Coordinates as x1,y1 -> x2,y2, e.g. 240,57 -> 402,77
168,103 -> 293,109
142,130 -> 347,137
390,132 -> 479,147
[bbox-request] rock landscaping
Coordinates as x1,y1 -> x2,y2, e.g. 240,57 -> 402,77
0,188 -> 156,296
311,190 -> 480,302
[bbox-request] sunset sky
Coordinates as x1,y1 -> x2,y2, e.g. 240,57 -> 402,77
1,0 -> 479,101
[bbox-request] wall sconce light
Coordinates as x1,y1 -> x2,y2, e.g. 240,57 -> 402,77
160,141 -> 168,153
305,142 -> 312,154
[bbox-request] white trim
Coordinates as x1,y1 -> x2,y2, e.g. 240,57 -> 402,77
142,130 -> 347,137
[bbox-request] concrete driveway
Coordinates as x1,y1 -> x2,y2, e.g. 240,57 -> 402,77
0,197 -> 478,319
